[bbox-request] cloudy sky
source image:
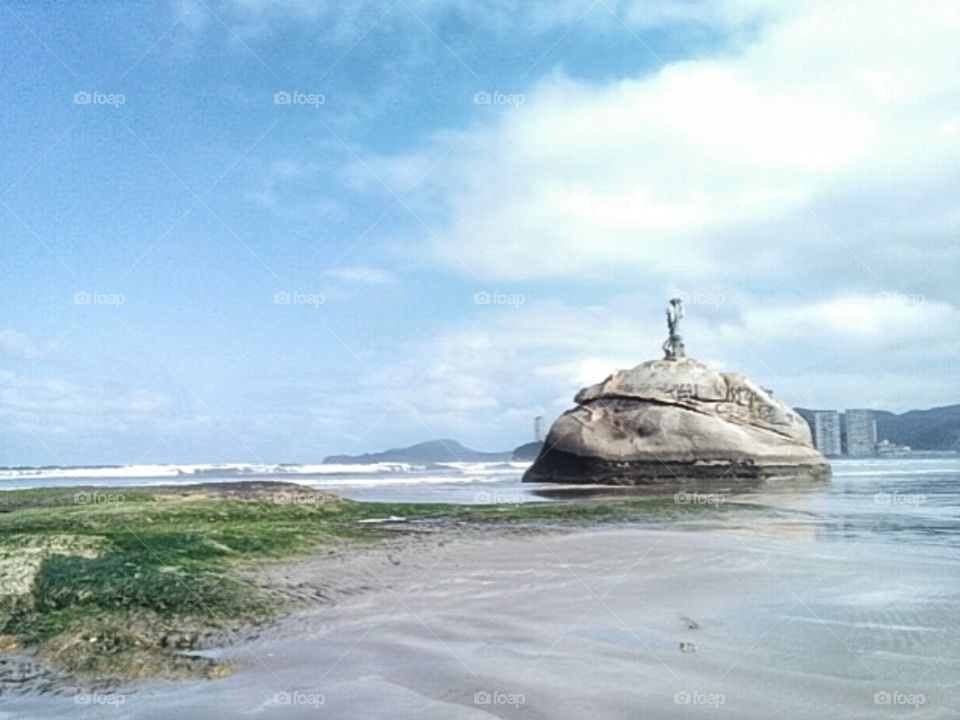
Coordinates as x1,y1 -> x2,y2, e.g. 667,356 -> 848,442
1,0 -> 958,465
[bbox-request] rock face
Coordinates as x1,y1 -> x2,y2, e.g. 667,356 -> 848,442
523,357 -> 830,484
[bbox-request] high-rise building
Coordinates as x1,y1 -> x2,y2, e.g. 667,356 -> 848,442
845,409 -> 877,457
534,416 -> 544,442
812,411 -> 842,456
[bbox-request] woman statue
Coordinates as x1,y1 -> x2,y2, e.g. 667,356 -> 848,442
662,298 -> 685,359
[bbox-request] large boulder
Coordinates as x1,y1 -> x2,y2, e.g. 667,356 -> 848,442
523,357 -> 830,484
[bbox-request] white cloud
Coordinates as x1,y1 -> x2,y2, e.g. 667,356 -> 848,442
0,330 -> 57,360
740,294 -> 959,346
4,294 -> 953,458
0,372 -> 175,438
347,300 -> 652,443
348,291 -> 959,449
374,0 -> 960,285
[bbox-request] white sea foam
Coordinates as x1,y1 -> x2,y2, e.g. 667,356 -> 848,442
0,461 -> 423,482
0,461 -> 533,492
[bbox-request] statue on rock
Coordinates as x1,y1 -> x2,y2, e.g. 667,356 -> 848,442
662,297 -> 685,360
521,296 -> 831,485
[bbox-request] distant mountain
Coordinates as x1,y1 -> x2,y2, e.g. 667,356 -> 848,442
512,441 -> 543,461
874,405 -> 960,450
796,404 -> 960,451
323,439 -> 512,464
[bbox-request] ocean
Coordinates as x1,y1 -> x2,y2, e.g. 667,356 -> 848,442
2,457 -> 959,718
2,456 -> 959,511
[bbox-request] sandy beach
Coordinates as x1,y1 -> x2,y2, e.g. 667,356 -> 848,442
4,513 -> 957,720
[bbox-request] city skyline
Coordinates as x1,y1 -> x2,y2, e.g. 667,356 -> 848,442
807,406 -> 932,458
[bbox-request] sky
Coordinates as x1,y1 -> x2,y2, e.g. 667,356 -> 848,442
1,0 -> 958,466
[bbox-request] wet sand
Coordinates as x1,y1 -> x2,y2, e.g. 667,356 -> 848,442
4,519 -> 958,719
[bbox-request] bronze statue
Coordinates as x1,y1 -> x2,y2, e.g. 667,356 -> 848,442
662,297 -> 685,359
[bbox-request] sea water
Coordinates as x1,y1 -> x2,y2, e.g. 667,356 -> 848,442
1,457 -> 959,718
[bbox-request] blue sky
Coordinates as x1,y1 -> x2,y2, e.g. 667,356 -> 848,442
2,0 -> 958,465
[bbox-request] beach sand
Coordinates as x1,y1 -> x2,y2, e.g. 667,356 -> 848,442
3,518 -> 958,719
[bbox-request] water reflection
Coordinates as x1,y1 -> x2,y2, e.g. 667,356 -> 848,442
530,459 -> 960,551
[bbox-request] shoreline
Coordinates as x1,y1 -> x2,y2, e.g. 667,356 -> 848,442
0,482 -> 721,691
3,480 -> 958,718
4,522 -> 957,719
